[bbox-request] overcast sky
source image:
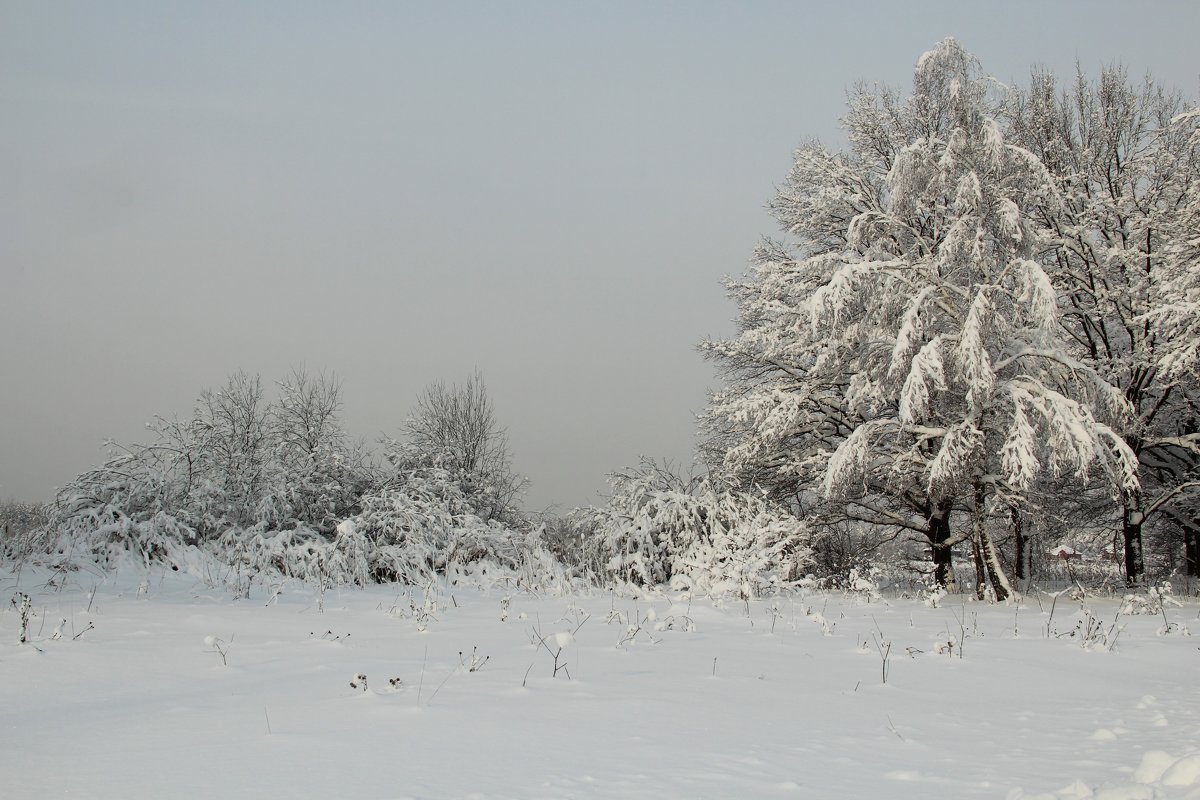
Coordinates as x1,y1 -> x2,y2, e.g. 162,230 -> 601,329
3,1 -> 1198,511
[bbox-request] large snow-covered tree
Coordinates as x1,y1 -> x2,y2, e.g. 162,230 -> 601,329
1005,69 -> 1200,582
704,40 -> 1139,594
1150,107 -> 1200,578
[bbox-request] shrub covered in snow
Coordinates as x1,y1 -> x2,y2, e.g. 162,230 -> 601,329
176,467 -> 573,591
1,501 -> 51,563
38,370 -> 372,565
579,461 -> 813,597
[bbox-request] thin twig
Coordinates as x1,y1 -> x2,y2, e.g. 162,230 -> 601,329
417,644 -> 428,704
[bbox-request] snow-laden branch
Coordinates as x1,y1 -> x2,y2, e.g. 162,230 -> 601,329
1143,481 -> 1200,520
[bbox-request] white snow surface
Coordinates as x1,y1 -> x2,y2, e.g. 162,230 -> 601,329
2,566 -> 1199,799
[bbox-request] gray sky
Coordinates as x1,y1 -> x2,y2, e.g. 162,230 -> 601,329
3,1 -> 1198,511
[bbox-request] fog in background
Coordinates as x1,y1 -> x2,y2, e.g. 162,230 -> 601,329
3,1 -> 1197,511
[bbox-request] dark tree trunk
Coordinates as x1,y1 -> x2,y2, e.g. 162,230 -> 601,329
1012,508 -> 1027,581
971,532 -> 986,600
928,504 -> 956,591
1183,522 -> 1200,579
1123,497 -> 1145,587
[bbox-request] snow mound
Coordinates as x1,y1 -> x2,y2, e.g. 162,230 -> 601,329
1161,754 -> 1200,787
1134,751 -> 1178,784
1010,749 -> 1200,799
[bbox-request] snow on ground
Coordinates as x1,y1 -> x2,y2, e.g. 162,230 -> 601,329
2,566 -> 1198,799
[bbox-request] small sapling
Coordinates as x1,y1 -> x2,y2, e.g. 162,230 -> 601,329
205,635 -> 232,666
871,631 -> 892,684
12,592 -> 32,644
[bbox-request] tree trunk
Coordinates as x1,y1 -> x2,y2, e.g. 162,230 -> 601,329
928,504 -> 957,591
1183,521 -> 1200,580
971,483 -> 1013,602
979,525 -> 1014,602
1012,507 -> 1027,581
1123,496 -> 1146,587
971,532 -> 986,600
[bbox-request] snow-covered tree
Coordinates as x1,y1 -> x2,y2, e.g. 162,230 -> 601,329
1152,108 -> 1200,577
267,368 -> 371,534
45,369 -> 374,564
704,40 -> 1139,595
189,371 -> 274,534
1005,69 -> 1200,582
44,414 -> 207,567
388,371 -> 527,528
1153,106 -> 1200,371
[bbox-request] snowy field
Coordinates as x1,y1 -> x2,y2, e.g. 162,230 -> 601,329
3,566 -> 1199,800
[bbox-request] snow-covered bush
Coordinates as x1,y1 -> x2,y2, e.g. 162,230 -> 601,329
843,568 -> 882,602
0,501 -> 50,562
353,472 -> 568,590
39,370 -> 371,553
25,370 -> 380,575
200,468 -> 570,590
1120,582 -> 1184,616
532,511 -> 605,581
581,461 -> 813,597
42,494 -> 196,571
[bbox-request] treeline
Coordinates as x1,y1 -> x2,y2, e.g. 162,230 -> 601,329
12,369 -> 551,587
8,370 -> 810,597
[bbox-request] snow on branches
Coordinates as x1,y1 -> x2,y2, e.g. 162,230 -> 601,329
703,38 -> 1161,593
581,461 -> 812,598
